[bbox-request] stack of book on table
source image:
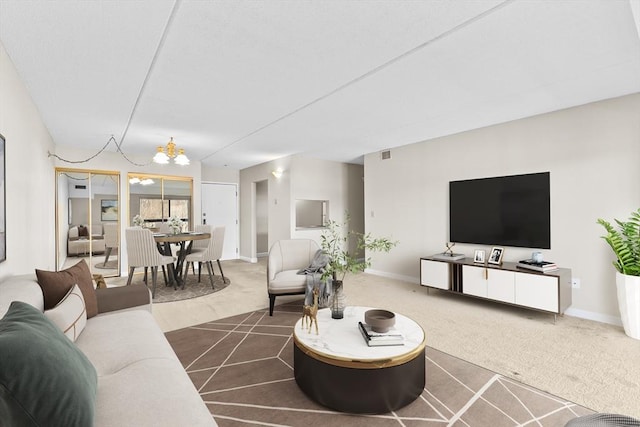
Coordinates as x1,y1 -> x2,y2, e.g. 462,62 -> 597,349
358,322 -> 404,347
516,259 -> 559,273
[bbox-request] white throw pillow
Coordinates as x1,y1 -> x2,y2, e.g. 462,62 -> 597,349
44,284 -> 87,342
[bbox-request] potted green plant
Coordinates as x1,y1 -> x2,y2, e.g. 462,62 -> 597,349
320,215 -> 397,319
597,208 -> 640,340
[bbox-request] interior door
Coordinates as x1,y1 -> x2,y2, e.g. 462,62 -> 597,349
201,182 -> 238,260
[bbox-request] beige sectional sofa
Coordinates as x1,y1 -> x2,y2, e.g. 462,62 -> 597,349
0,273 -> 216,426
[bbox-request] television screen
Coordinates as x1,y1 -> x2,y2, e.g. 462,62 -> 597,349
449,172 -> 550,249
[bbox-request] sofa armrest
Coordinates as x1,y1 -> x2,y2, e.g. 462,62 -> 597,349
96,284 -> 151,314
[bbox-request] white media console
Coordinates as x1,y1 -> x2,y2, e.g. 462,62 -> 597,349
420,256 -> 572,316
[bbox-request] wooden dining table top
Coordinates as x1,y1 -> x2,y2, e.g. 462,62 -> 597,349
153,232 -> 211,243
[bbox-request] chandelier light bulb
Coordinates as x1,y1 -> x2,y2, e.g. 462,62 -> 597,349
153,146 -> 170,164
174,149 -> 190,166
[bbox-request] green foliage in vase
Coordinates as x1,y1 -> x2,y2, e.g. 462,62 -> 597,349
320,214 -> 397,282
597,208 -> 640,276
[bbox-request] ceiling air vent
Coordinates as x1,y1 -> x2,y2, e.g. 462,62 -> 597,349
75,185 -> 86,189
380,150 -> 392,160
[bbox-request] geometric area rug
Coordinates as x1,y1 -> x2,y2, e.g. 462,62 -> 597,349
165,300 -> 593,426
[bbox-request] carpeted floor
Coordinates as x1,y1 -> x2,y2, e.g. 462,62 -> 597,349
165,301 -> 593,426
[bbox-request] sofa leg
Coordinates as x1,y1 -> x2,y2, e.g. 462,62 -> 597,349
269,294 -> 276,316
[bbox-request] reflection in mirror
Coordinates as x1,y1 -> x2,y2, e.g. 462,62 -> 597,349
295,200 -> 328,229
128,174 -> 192,232
56,169 -> 120,278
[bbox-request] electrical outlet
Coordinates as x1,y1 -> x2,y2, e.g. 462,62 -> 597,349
572,278 -> 581,289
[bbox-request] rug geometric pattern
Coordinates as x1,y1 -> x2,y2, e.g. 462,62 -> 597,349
165,301 -> 593,426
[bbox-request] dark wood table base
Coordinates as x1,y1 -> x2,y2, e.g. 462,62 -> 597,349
294,343 -> 425,414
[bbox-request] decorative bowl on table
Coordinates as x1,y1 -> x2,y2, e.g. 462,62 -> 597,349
364,309 -> 396,333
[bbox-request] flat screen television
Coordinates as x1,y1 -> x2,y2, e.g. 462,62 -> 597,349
449,172 -> 550,249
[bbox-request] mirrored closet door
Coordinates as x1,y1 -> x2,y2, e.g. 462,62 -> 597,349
56,169 -> 120,277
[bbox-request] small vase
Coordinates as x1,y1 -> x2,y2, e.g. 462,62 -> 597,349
330,280 -> 346,319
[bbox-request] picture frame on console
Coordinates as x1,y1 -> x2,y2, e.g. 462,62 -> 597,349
473,250 -> 485,263
488,247 -> 504,265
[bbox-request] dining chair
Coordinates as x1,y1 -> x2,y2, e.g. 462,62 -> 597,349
184,226 -> 225,289
102,223 -> 118,266
187,224 -> 212,275
125,227 -> 175,297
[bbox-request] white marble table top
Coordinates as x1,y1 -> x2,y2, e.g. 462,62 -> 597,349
293,306 -> 425,362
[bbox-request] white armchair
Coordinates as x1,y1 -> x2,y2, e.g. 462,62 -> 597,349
267,239 -> 320,316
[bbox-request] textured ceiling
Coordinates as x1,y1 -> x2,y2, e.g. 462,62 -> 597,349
1,0 -> 639,169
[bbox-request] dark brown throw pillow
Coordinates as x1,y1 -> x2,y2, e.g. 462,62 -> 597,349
35,259 -> 98,318
78,225 -> 89,237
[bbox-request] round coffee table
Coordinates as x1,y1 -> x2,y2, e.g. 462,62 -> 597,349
293,306 -> 426,414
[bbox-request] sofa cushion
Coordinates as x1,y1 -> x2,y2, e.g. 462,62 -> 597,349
75,310 -> 215,426
44,284 -> 87,342
0,301 -> 98,426
35,259 -> 98,318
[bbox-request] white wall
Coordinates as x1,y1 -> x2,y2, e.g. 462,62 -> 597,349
238,155 -> 364,261
364,93 -> 640,324
0,42 -> 57,275
201,165 -> 239,184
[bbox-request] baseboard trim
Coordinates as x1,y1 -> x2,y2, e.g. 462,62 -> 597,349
564,307 -> 622,326
240,256 -> 258,263
364,268 -> 418,284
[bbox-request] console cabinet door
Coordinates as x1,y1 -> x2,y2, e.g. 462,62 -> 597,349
515,273 -> 559,312
462,265 -> 487,297
420,260 -> 450,290
487,269 -> 515,303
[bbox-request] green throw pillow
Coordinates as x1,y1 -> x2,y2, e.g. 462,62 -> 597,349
0,301 -> 98,427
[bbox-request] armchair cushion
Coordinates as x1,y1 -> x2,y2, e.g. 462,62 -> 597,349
0,301 -> 98,426
268,239 -> 320,294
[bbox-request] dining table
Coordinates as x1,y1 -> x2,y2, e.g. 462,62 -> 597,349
153,231 -> 211,288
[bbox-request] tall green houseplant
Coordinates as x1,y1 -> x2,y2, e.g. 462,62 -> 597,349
597,208 -> 640,276
320,215 -> 397,319
597,208 -> 640,340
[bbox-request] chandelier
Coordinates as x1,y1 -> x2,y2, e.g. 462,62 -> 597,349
153,137 -> 190,165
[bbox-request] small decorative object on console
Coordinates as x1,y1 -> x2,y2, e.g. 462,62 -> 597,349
488,247 -> 504,265
473,250 -> 485,263
517,259 -> 559,273
432,243 -> 466,261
